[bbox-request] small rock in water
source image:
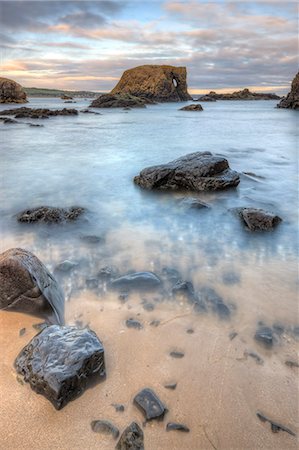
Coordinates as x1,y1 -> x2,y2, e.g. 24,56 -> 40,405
110,272 -> 161,291
126,318 -> 143,330
141,299 -> 155,311
201,287 -> 231,319
186,328 -> 194,334
91,420 -> 119,439
179,197 -> 210,209
116,422 -> 144,450
19,328 -> 26,337
229,331 -> 238,340
98,266 -> 119,281
244,351 -> 264,365
55,260 -> 78,273
179,104 -> 203,111
119,293 -> 129,303
222,271 -> 240,285
172,280 -> 196,301
149,319 -> 160,327
17,206 -> 85,224
256,412 -> 296,437
112,403 -> 125,412
80,235 -> 104,244
169,350 -> 185,359
239,208 -> 282,231
285,360 -> 299,368
3,117 -> 18,124
133,388 -> 166,421
29,123 -> 44,127
15,325 -> 106,410
254,326 -> 273,347
166,422 -> 190,432
164,383 -> 177,390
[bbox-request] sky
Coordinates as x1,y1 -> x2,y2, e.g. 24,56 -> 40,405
0,0 -> 298,94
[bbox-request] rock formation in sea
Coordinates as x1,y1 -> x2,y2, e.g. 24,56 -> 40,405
90,93 -> 149,108
205,88 -> 280,101
0,77 -> 27,103
277,72 -> 299,109
110,65 -> 192,102
179,104 -> 203,111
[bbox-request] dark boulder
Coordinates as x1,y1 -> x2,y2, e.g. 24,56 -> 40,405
133,388 -> 167,421
17,206 -> 85,224
3,117 -> 18,124
179,104 -> 203,111
239,208 -> 282,231
254,326 -> 273,347
134,152 -> 240,191
109,272 -> 161,291
277,72 -> 299,109
0,107 -> 78,119
0,77 -> 27,103
15,325 -> 105,410
166,423 -> 190,432
91,420 -> 119,439
0,248 -> 64,324
116,422 -> 144,450
90,93 -> 148,108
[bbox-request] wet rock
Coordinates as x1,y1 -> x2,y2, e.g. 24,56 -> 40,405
169,350 -> 185,358
133,388 -> 166,421
244,351 -> 264,365
277,72 -> 299,109
3,117 -> 18,124
110,65 -> 192,102
161,267 -> 181,283
179,104 -> 203,111
28,123 -> 44,127
90,93 -> 147,108
116,422 -> 144,450
98,266 -> 119,281
229,331 -> 238,340
0,77 -> 27,103
119,293 -> 129,303
186,328 -> 194,334
0,107 -> 78,118
80,109 -> 101,114
0,248 -> 64,324
239,208 -> 282,231
86,277 -> 99,289
112,403 -> 125,412
256,412 -> 296,436
179,197 -> 210,209
80,235 -> 104,244
149,319 -> 160,327
285,360 -> 299,368
197,95 -> 216,102
126,318 -> 143,330
164,383 -> 177,390
207,88 -> 280,101
255,326 -> 273,347
134,151 -> 240,192
91,420 -> 119,439
110,272 -> 161,291
61,94 -> 73,100
19,328 -> 26,337
141,299 -> 155,311
17,206 -> 85,224
166,423 -> 190,432
55,260 -> 78,273
15,325 -> 105,410
172,280 -> 196,301
201,287 -> 231,319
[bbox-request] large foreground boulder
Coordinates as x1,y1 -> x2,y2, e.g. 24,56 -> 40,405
0,248 -> 64,324
0,77 -> 27,103
277,72 -> 299,109
134,152 -> 240,191
17,206 -> 85,224
111,65 -> 192,102
90,93 -> 148,108
15,325 -> 106,409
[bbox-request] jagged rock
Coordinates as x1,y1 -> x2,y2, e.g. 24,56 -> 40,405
0,77 -> 27,103
179,104 -> 203,111
116,422 -> 144,450
15,325 -> 105,409
110,65 -> 192,102
277,72 -> 299,109
133,388 -> 166,421
166,423 -> 190,432
239,208 -> 282,231
17,206 -> 85,224
0,107 -> 78,119
0,248 -> 64,324
206,88 -> 280,101
91,420 -> 119,439
90,93 -> 148,108
134,151 -> 240,192
109,272 -> 161,291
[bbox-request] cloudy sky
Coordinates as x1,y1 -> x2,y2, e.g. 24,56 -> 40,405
0,0 -> 298,94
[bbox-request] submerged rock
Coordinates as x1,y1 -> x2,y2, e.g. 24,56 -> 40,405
179,104 -> 203,111
133,388 -> 166,421
91,420 -> 119,439
3,117 -> 18,124
164,383 -> 177,390
0,248 -> 64,324
17,206 -> 85,224
0,107 -> 78,119
116,422 -> 144,450
201,287 -> 231,319
55,260 -> 78,273
254,326 -> 273,347
126,318 -> 143,330
90,93 -> 148,108
112,403 -> 125,412
134,152 -> 240,191
256,412 -> 296,436
239,208 -> 282,231
169,350 -> 185,359
179,197 -> 210,209
110,64 -> 192,102
277,72 -> 299,109
166,423 -> 190,432
0,77 -> 27,103
15,325 -> 105,410
110,272 -> 161,291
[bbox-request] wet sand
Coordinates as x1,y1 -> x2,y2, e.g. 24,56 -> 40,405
0,286 -> 298,450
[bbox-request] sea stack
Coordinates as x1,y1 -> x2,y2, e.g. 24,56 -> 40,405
110,65 -> 192,102
277,72 -> 299,109
0,77 -> 27,103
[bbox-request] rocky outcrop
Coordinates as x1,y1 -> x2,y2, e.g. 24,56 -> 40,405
134,152 -> 240,191
179,104 -> 203,111
15,325 -> 105,409
277,72 -> 299,109
17,206 -> 85,224
206,88 -> 280,100
0,77 -> 27,103
90,93 -> 148,108
0,107 -> 78,119
110,65 -> 192,102
239,208 -> 282,231
196,95 -> 216,102
0,248 -> 64,324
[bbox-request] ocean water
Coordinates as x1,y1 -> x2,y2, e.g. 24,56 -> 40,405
0,98 -> 298,449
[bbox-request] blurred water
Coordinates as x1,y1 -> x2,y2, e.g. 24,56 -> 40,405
0,97 -> 298,328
